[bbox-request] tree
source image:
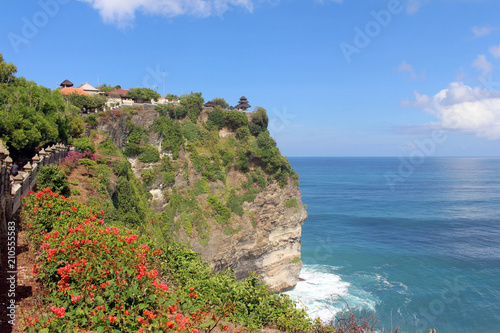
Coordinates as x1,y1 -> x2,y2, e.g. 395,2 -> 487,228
212,97 -> 229,109
98,83 -> 121,92
0,53 -> 17,84
165,93 -> 179,101
206,108 -> 226,130
180,92 -> 204,121
180,92 -> 204,111
0,56 -> 82,159
225,110 -> 248,130
0,77 -> 71,158
249,107 -> 269,136
64,93 -> 106,111
127,88 -> 161,101
37,165 -> 70,197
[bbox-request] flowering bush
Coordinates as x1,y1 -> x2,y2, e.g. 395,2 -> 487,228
59,151 -> 95,175
21,188 -> 209,332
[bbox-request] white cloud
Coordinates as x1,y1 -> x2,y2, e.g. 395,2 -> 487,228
471,26 -> 495,38
78,0 -> 255,28
406,0 -> 424,14
395,61 -> 426,81
402,82 -> 500,140
490,45 -> 500,58
472,54 -> 493,78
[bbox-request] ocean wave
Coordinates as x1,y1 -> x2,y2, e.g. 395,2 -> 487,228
285,265 -> 378,322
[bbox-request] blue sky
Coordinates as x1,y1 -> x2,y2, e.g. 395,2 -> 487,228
2,0 -> 500,157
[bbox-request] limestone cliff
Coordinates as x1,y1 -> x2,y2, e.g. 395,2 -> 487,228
192,181 -> 306,292
91,106 -> 307,292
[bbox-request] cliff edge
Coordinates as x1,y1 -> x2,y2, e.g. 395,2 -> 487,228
87,103 -> 307,292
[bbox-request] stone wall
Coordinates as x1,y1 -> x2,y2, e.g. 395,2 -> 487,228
0,140 -> 69,235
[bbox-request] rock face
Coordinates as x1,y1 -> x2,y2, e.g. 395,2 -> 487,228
187,181 -> 307,292
95,110 -> 307,292
95,109 -> 159,150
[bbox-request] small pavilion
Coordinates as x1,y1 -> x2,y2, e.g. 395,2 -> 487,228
60,79 -> 74,88
235,96 -> 251,111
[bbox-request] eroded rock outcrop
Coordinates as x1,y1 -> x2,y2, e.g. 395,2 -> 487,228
189,181 -> 306,292
95,109 -> 307,292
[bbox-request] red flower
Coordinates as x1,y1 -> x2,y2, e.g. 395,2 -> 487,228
50,306 -> 66,318
71,294 -> 82,304
100,209 -> 104,215
32,264 -> 38,275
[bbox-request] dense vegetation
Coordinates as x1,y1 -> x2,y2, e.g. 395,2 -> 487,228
2,54 -> 402,332
0,54 -> 84,159
20,188 -> 315,332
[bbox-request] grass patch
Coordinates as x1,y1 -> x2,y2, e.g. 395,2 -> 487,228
285,198 -> 298,208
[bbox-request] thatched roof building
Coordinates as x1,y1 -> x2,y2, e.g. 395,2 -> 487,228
60,79 -> 73,88
235,96 -> 251,111
204,100 -> 216,108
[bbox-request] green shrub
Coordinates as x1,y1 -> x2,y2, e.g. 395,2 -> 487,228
111,176 -> 146,225
138,145 -> 160,163
70,188 -> 80,196
208,195 -> 231,225
79,158 -> 97,175
225,110 -> 248,130
113,159 -> 130,177
237,152 -> 250,173
160,156 -> 176,185
141,168 -> 156,186
224,225 -> 242,235
159,243 -> 312,332
152,117 -> 183,159
84,114 -> 97,126
98,138 -> 122,156
285,198 -> 298,208
206,108 -> 226,130
123,142 -> 143,156
127,126 -> 144,144
249,107 -> 269,136
182,120 -> 201,142
194,177 -> 210,195
235,126 -> 250,141
71,136 -> 95,153
37,165 -> 70,197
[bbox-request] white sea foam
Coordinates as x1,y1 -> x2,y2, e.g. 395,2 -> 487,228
285,265 -> 378,323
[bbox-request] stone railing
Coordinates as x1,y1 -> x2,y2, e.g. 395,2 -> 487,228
0,140 -> 70,234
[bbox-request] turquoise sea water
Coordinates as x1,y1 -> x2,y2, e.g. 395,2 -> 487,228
285,157 -> 500,333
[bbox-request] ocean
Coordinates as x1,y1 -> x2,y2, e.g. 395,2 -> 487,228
285,157 -> 500,333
